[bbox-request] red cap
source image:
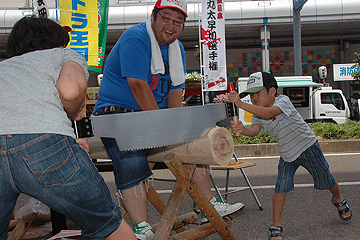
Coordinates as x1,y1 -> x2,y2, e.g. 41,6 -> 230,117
154,0 -> 188,17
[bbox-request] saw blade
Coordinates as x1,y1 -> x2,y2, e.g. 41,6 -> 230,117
91,103 -> 227,151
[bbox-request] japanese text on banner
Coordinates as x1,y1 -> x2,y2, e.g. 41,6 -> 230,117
59,0 -> 98,67
201,0 -> 227,91
33,0 -> 49,18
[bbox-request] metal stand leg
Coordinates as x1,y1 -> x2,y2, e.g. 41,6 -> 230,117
239,167 -> 263,210
209,152 -> 263,210
224,169 -> 230,201
233,152 -> 263,210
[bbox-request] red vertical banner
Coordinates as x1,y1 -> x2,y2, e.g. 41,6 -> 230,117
201,0 -> 227,91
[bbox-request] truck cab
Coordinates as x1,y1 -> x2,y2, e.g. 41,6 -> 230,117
236,76 -> 349,124
312,86 -> 349,124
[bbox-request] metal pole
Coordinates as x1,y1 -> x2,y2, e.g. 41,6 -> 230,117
261,25 -> 270,72
198,0 -> 205,105
264,25 -> 269,72
293,9 -> 302,76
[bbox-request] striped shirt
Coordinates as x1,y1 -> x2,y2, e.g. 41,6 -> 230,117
252,95 -> 317,162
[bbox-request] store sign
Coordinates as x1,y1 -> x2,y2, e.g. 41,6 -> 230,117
202,0 -> 227,91
333,63 -> 360,81
59,0 -> 98,67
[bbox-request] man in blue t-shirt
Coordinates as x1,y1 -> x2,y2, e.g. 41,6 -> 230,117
94,0 -> 244,239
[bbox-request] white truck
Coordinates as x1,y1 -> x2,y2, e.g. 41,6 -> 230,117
237,76 -> 350,124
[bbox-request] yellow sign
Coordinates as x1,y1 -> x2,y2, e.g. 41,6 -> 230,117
244,110 -> 253,123
59,0 -> 98,66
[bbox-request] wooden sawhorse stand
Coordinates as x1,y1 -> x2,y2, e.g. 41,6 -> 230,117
86,127 -> 237,239
147,153 -> 236,240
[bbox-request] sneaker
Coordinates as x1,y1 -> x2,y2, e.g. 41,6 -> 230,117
200,197 -> 245,223
133,221 -> 155,240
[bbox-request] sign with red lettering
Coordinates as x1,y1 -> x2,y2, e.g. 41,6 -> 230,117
201,0 -> 227,91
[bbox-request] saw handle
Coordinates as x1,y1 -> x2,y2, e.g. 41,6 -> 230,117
228,82 -> 240,136
232,116 -> 240,136
228,82 -> 234,92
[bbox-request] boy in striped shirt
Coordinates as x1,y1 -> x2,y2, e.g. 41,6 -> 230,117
229,71 -> 352,240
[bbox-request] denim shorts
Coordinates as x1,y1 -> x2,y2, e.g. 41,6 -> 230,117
0,134 -> 123,240
95,109 -> 153,191
275,141 -> 336,193
101,137 -> 153,191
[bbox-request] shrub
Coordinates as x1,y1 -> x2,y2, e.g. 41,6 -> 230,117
227,120 -> 360,144
310,121 -> 360,140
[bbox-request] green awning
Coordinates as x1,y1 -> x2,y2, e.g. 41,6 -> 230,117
276,80 -> 321,87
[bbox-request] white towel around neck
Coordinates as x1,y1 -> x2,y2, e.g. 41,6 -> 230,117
146,19 -> 185,86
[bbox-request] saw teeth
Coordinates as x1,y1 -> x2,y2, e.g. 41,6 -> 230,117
119,139 -> 197,151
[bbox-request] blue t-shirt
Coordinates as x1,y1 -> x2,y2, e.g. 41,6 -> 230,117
94,22 -> 186,112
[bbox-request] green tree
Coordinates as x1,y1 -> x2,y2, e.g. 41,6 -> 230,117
351,52 -> 360,85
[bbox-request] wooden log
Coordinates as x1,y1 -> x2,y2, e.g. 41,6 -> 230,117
164,154 -> 237,240
148,127 -> 234,166
8,213 -> 37,240
168,217 -> 232,240
84,127 -> 234,166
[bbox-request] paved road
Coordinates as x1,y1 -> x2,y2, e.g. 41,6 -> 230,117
14,152 -> 360,239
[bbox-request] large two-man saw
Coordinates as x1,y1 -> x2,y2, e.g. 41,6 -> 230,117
91,103 -> 229,151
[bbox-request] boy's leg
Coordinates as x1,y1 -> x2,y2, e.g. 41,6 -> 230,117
269,192 -> 287,240
299,141 -> 352,220
271,157 -> 298,239
273,157 -> 298,226
328,182 -> 352,219
272,192 -> 287,227
328,181 -> 342,202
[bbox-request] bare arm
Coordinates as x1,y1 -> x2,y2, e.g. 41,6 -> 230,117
56,61 -> 87,120
229,91 -> 282,119
230,120 -> 262,137
127,77 -> 160,111
167,88 -> 183,108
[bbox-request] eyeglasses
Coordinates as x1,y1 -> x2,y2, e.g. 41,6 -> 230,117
158,12 -> 184,28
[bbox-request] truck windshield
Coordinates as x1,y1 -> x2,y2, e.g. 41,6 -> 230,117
321,93 -> 345,110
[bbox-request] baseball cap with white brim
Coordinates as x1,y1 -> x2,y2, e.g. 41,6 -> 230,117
154,0 -> 188,17
239,71 -> 278,98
